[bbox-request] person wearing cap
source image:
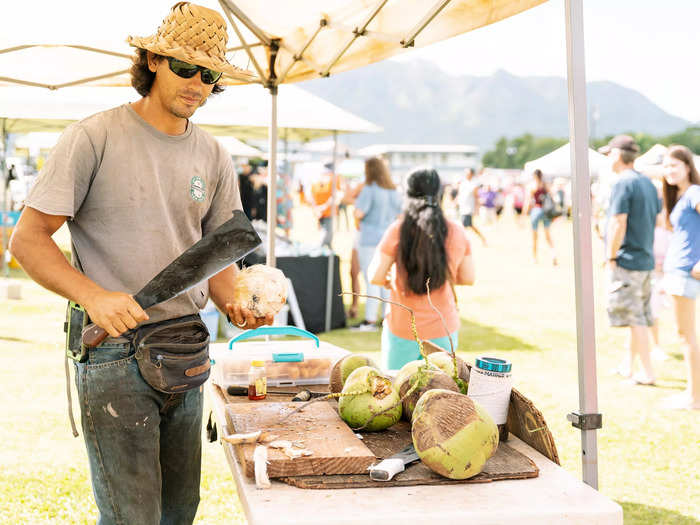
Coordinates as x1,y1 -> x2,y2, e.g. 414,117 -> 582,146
9,3 -> 269,523
600,135 -> 661,385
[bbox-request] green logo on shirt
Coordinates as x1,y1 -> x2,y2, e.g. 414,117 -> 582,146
190,176 -> 206,202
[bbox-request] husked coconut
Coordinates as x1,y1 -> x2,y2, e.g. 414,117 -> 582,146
233,265 -> 287,317
338,366 -> 402,431
330,355 -> 377,393
398,368 -> 459,421
411,389 -> 498,480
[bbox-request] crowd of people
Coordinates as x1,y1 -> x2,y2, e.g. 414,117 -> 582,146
324,136 -> 699,411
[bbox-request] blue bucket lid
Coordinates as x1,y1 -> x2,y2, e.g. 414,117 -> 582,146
475,356 -> 511,373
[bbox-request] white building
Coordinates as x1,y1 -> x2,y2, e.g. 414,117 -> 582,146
357,144 -> 480,184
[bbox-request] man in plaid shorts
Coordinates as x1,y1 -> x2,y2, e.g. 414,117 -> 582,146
600,135 -> 661,385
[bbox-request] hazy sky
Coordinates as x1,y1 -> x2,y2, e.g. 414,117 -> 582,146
394,0 -> 700,123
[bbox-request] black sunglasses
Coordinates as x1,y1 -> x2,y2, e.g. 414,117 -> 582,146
167,57 -> 223,85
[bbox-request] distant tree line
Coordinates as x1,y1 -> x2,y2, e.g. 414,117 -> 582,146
482,126 -> 700,168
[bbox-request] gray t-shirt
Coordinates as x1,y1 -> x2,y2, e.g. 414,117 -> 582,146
26,104 -> 242,325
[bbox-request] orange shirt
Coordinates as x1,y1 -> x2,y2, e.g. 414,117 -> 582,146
310,173 -> 343,218
378,219 -> 470,340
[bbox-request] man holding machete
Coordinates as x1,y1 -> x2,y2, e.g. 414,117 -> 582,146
9,3 -> 271,523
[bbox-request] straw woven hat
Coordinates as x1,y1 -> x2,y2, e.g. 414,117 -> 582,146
127,2 -> 254,82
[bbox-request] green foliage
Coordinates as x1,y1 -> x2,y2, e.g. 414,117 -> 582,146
482,134 -> 568,168
485,127 -> 700,169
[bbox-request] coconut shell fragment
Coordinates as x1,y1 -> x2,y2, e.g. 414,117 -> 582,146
330,355 -> 377,394
411,389 -> 499,480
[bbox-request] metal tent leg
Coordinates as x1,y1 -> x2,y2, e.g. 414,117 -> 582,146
267,88 -> 278,268
325,131 -> 339,332
564,0 -> 601,489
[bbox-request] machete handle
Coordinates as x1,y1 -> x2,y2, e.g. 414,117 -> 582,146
82,323 -> 109,348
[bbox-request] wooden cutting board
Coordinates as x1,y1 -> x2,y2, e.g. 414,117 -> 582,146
225,401 -> 376,479
281,421 -> 539,489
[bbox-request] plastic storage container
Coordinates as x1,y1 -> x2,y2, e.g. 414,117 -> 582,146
210,326 -> 350,387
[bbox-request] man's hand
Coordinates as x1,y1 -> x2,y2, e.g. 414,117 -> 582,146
225,303 -> 274,330
83,290 -> 149,338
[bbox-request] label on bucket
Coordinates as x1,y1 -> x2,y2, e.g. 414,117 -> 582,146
467,366 -> 512,425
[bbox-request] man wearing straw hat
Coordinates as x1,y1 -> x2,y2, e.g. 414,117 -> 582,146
9,3 -> 266,523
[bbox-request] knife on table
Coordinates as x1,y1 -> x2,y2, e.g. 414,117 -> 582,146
368,444 -> 420,481
82,210 -> 262,348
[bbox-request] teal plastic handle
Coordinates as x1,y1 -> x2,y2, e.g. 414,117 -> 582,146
227,325 -> 320,349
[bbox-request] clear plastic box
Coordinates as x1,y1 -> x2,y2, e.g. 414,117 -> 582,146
209,326 -> 350,387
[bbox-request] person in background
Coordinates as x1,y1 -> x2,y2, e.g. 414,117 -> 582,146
599,135 -> 660,386
524,169 -> 557,265
479,184 -> 497,224
660,145 -> 700,409
510,181 -> 526,226
276,169 -> 294,238
369,167 -> 474,370
351,157 -> 402,331
310,162 -> 344,247
649,179 -> 672,361
456,168 -> 487,245
342,177 -> 365,319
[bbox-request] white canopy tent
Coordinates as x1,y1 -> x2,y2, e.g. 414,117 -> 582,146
0,85 -> 380,141
524,142 -> 608,179
2,0 -> 603,487
14,132 -> 262,158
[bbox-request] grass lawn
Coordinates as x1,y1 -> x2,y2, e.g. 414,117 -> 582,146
0,211 -> 698,524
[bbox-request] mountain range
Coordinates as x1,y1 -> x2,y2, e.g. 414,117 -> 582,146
300,60 -> 689,150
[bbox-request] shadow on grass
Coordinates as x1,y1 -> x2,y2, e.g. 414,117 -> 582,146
619,501 -> 700,525
321,316 -> 539,355
458,319 -> 539,353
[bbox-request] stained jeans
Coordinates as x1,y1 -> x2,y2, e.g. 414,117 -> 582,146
74,342 -> 203,525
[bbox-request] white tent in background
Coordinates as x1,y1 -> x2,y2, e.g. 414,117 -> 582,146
214,137 -> 262,157
524,142 -> 608,179
634,143 -> 667,178
0,85 -> 380,141
2,0 -> 605,488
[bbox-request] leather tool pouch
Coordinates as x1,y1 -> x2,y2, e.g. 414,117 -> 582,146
133,314 -> 211,394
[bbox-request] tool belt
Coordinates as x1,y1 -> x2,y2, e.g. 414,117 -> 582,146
133,314 -> 211,394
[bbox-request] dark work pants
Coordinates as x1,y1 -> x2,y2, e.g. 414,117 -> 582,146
74,343 -> 203,525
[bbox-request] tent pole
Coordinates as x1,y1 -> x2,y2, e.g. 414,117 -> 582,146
266,86 -> 278,268
325,131 -> 339,332
1,118 -> 8,277
564,0 -> 600,489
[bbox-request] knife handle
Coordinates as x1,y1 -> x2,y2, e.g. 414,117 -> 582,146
82,323 -> 109,348
369,458 -> 406,481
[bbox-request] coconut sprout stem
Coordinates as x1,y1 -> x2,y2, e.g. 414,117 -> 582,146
341,292 -> 425,359
425,279 -> 459,384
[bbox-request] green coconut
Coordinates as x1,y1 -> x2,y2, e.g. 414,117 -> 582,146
426,352 -> 470,394
330,355 -> 378,394
411,389 -> 499,480
398,368 -> 459,421
393,359 -> 426,395
338,366 -> 402,431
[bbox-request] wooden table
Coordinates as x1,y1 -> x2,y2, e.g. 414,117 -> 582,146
207,383 -> 622,525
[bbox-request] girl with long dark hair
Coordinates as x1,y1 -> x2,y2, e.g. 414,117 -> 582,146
661,145 -> 700,409
369,168 -> 475,369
